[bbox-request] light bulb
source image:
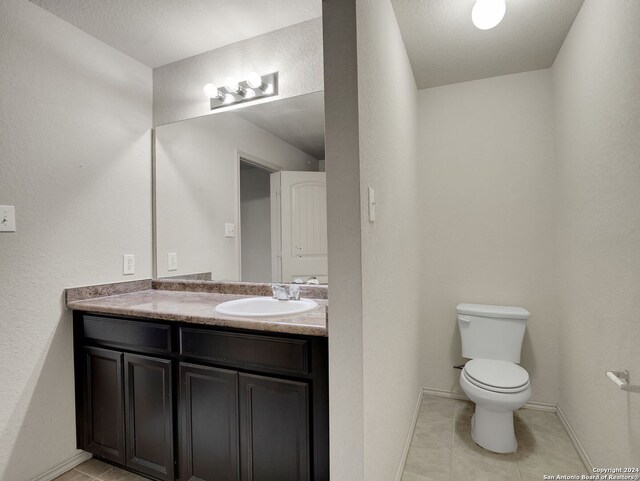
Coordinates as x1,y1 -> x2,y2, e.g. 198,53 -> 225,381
264,83 -> 274,95
472,0 -> 506,30
223,93 -> 235,104
224,77 -> 240,93
246,72 -> 263,89
244,88 -> 256,99
203,83 -> 219,98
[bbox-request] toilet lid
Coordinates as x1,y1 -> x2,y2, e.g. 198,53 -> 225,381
463,359 -> 529,393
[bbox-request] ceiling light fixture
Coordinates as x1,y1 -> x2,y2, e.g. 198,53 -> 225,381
203,72 -> 278,111
472,0 -> 506,30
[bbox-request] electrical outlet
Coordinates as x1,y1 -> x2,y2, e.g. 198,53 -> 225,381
168,253 -> 178,271
0,205 -> 16,232
225,223 -> 236,238
123,254 -> 135,275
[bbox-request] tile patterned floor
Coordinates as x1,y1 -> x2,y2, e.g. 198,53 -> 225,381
402,395 -> 588,481
54,459 -> 151,481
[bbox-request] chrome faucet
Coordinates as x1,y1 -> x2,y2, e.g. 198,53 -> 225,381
271,284 -> 300,301
288,284 -> 300,301
272,284 -> 289,300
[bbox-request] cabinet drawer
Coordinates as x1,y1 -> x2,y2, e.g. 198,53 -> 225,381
82,315 -> 171,355
180,328 -> 309,375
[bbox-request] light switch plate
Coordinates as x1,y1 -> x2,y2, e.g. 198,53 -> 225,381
0,205 -> 16,232
123,254 -> 135,275
225,223 -> 236,238
168,253 -> 178,271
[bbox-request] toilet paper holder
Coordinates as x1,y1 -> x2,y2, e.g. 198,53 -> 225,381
605,370 -> 640,393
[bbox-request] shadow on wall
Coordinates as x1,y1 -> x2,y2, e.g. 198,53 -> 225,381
0,301 -> 78,481
449,319 -> 464,392
521,330 -> 537,389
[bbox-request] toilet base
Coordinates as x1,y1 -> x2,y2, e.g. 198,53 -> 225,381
471,407 -> 518,453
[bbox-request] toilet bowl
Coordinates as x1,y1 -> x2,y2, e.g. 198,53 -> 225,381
459,358 -> 531,453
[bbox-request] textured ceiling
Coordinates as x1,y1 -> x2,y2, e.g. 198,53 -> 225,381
28,0 -> 321,68
392,0 -> 584,88
236,92 -> 325,160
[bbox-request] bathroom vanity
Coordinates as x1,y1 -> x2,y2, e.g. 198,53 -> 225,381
66,280 -> 329,481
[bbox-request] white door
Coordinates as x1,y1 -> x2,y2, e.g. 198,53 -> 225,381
271,171 -> 328,283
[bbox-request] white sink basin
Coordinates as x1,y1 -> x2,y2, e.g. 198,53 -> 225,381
215,297 -> 318,317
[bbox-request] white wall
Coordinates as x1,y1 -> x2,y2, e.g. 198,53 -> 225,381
322,0 -> 365,479
0,1 -> 153,479
417,70 -> 559,404
153,18 -> 323,126
240,165 -> 272,282
553,0 -> 640,466
323,1 -> 421,478
356,1 -> 422,480
155,112 -> 317,279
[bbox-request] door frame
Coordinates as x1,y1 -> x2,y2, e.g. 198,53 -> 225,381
236,150 -> 281,281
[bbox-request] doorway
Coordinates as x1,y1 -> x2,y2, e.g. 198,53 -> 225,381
239,159 -> 275,282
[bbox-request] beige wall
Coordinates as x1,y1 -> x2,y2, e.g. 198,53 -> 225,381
356,1 -> 422,481
153,18 -> 323,126
554,0 -> 640,466
0,1 -> 153,479
417,70 -> 559,404
155,112 -> 317,279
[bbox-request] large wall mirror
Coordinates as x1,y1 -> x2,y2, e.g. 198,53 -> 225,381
154,91 -> 327,284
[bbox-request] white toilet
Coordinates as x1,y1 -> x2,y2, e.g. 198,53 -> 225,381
457,303 -> 531,454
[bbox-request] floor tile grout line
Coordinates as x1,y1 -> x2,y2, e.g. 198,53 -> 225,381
73,463 -> 113,480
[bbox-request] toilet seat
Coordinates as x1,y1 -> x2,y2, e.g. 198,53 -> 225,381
463,359 -> 529,394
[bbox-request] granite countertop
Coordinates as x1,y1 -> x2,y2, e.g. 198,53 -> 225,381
66,280 -> 328,337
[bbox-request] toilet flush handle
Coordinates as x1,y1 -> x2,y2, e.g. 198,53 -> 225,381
459,315 -> 472,324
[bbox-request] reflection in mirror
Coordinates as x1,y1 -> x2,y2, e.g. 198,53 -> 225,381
154,91 -> 327,284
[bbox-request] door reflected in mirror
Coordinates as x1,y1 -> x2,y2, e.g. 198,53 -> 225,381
154,91 -> 327,284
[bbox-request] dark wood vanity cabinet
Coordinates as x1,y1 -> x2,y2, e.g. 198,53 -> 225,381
124,354 -> 174,480
179,363 -> 239,481
238,373 -> 310,481
74,312 -> 329,481
78,317 -> 174,481
82,346 -> 126,465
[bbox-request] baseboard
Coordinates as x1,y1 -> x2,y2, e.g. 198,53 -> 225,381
421,387 -> 557,412
522,400 -> 558,412
31,450 -> 92,481
557,404 -> 593,473
422,386 -> 468,402
395,388 -> 424,481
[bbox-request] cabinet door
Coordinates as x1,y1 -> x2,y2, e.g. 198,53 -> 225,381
239,373 -> 309,481
124,353 -> 174,480
179,363 -> 239,481
83,347 -> 126,464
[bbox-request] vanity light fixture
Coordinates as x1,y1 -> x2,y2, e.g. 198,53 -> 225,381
204,72 -> 278,110
224,76 -> 243,94
246,72 -> 264,89
472,0 -> 506,30
203,83 -> 224,101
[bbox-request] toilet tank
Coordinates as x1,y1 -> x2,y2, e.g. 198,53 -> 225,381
457,303 -> 530,363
